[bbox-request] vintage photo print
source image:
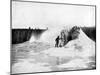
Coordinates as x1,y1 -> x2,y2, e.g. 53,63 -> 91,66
11,0 -> 96,74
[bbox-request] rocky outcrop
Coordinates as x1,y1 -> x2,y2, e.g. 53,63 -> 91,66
55,26 -> 96,47
55,26 -> 81,47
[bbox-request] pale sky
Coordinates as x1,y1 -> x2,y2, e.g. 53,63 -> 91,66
12,1 -> 95,29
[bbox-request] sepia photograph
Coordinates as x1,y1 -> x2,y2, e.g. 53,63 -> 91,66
11,0 -> 96,74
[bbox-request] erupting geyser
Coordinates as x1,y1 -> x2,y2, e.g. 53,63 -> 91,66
29,28 -> 48,42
